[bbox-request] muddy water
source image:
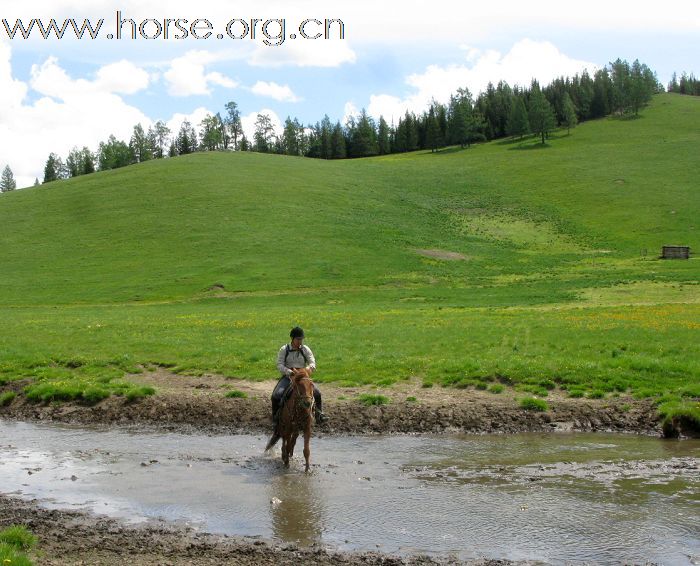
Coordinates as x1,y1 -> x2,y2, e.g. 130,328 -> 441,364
0,420 -> 698,564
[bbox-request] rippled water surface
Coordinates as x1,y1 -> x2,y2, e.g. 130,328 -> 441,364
0,420 -> 698,564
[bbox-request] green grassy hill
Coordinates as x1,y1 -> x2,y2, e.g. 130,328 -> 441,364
0,93 -> 698,417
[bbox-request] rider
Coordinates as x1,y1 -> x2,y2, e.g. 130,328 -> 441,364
271,326 -> 328,426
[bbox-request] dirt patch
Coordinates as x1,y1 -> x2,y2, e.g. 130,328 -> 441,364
0,369 -> 663,436
1,495 -> 499,566
415,248 -> 469,261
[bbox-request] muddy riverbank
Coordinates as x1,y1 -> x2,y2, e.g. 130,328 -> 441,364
1,494 -> 501,566
0,370 -> 665,435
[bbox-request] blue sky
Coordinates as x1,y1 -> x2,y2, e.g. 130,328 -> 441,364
1,0 -> 699,187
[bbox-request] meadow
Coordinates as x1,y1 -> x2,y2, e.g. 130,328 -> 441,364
0,94 -> 698,424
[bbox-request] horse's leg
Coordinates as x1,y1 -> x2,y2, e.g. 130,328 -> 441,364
303,423 -> 311,473
288,432 -> 297,459
281,434 -> 289,467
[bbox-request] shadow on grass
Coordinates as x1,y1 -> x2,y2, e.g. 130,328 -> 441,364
508,141 -> 553,151
417,144 -> 484,157
495,136 -> 536,147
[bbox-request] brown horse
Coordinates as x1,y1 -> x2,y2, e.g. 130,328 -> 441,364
266,368 -> 315,472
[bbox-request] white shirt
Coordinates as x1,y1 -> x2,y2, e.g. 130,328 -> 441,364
276,343 -> 316,377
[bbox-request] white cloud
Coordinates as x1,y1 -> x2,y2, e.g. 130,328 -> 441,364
240,108 -> 283,142
250,80 -> 301,102
0,42 -> 150,188
365,39 -> 597,122
0,41 -> 28,114
94,60 -> 150,94
165,106 -> 215,139
163,50 -> 237,96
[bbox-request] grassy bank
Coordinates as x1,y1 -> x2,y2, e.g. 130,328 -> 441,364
0,94 -> 698,426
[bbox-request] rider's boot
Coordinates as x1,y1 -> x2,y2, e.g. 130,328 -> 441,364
314,394 -> 329,424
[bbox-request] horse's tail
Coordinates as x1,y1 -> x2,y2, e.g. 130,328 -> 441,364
265,431 -> 281,452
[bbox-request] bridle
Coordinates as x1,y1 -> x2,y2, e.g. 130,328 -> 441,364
292,375 -> 315,419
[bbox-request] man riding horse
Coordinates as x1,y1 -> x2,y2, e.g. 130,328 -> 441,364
271,326 -> 328,426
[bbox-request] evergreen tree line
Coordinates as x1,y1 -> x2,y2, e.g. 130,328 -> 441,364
254,58 -> 661,158
41,102 -> 246,184
39,58 -> 663,184
667,72 -> 700,96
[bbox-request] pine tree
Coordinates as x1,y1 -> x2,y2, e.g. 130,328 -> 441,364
330,122 -> 346,159
80,147 -> 95,174
507,96 -> 530,139
130,123 -> 151,162
224,101 -> 243,150
528,84 -> 557,144
253,113 -> 275,153
66,147 -> 82,177
561,92 -> 578,134
319,115 -> 332,159
153,121 -> 171,158
43,153 -> 60,183
377,116 -> 390,155
176,120 -> 195,155
349,109 -> 378,157
425,106 -> 442,152
0,165 -> 17,192
282,116 -> 301,156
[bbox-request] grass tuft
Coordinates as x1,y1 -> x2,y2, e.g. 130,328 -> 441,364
519,397 -> 549,412
0,526 -> 37,551
125,386 -> 156,402
358,394 -> 390,406
225,389 -> 247,399
0,391 -> 17,406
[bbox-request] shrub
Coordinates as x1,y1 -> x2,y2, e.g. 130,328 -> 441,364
0,391 -> 16,406
520,397 -> 548,412
488,384 -> 504,394
358,394 -> 389,406
588,390 -> 605,399
539,379 -> 556,390
568,389 -> 584,398
225,389 -> 247,399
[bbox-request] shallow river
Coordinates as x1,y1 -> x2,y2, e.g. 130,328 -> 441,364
0,420 -> 698,564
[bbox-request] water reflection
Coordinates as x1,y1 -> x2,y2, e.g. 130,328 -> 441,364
267,471 -> 325,546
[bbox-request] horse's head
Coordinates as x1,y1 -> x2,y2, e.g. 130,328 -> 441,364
291,368 -> 315,412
